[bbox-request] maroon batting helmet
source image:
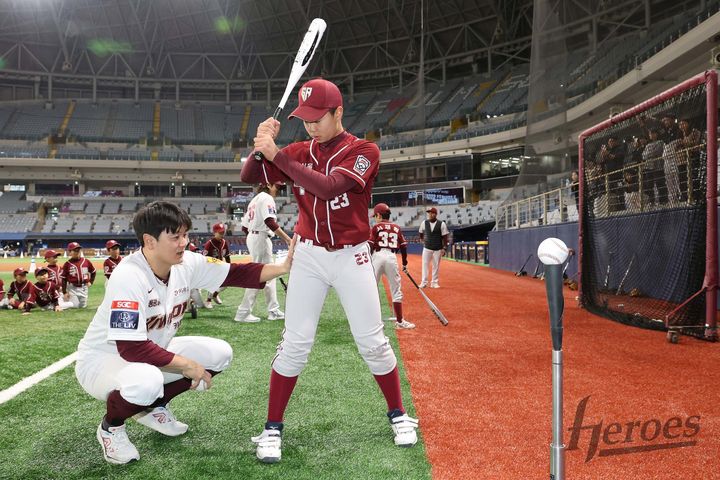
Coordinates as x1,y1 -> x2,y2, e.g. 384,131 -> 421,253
106,240 -> 120,250
212,223 -> 226,233
373,203 -> 391,216
67,242 -> 81,251
43,249 -> 60,259
187,243 -> 198,252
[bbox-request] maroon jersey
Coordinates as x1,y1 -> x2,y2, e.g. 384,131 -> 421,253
261,132 -> 379,246
8,280 -> 36,304
368,221 -> 408,253
203,238 -> 230,262
62,258 -> 96,287
103,256 -> 122,279
45,264 -> 62,285
33,281 -> 59,307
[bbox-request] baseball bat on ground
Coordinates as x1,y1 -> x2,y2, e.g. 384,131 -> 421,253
254,18 -> 327,182
516,253 -> 533,276
615,253 -> 635,295
403,269 -> 449,326
279,277 -> 288,292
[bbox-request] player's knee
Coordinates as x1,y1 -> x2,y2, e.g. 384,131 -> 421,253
204,338 -> 233,371
117,363 -> 164,406
359,339 -> 397,375
271,341 -> 313,377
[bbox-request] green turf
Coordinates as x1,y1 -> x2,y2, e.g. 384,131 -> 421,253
0,270 -> 431,479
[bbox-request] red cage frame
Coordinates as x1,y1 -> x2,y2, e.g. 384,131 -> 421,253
577,70 -> 718,340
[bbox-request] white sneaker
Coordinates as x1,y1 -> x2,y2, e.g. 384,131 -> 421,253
204,300 -> 214,309
96,423 -> 140,465
267,310 -> 285,321
235,313 -> 261,323
418,282 -> 428,288
390,414 -> 419,447
251,429 -> 282,463
395,320 -> 416,329
134,406 -> 188,437
430,283 -> 440,289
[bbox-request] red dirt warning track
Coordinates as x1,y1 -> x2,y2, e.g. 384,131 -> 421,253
393,257 -> 720,480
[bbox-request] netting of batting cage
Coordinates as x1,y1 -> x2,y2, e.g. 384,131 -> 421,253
578,70 -> 718,340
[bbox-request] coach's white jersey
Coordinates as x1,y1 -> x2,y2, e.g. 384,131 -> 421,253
246,191 -> 277,234
77,250 -> 229,356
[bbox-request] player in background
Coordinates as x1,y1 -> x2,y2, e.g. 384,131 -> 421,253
243,78 -> 419,463
369,203 -> 414,329
74,201 -> 295,465
62,242 -> 96,308
186,242 -> 210,319
33,267 -> 73,311
0,278 -> 6,308
418,207 -> 449,288
5,267 -> 35,314
43,249 -> 63,294
104,240 -> 123,279
234,181 -> 292,323
203,223 -> 231,307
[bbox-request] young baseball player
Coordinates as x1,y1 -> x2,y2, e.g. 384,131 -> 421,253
43,249 -> 63,292
6,267 -> 35,314
62,242 -> 96,308
203,223 -> 231,307
234,182 -> 292,323
186,242 -> 211,318
418,207 -> 449,288
243,78 -> 419,463
369,203 -> 414,329
0,278 -> 5,308
33,267 -> 73,311
104,240 -> 123,279
74,201 -> 295,465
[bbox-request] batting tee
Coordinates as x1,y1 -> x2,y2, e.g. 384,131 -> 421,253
578,70 -> 718,340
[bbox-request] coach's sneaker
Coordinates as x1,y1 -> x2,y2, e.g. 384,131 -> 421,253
251,427 -> 282,463
134,405 -> 188,437
235,312 -> 261,323
97,423 -> 140,465
212,292 -> 223,305
430,283 -> 440,289
395,319 -> 416,329
204,300 -> 214,309
388,410 -> 419,447
267,309 -> 285,321
418,282 -> 428,288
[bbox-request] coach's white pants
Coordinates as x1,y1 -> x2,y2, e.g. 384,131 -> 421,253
421,248 -> 442,286
372,249 -> 403,303
75,336 -> 233,405
66,284 -> 89,308
272,241 -> 396,377
236,233 -> 279,317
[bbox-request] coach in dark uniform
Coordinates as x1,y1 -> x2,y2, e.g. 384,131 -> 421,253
418,207 -> 449,288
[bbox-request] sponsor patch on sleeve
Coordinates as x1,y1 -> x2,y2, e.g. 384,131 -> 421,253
110,300 -> 140,330
353,155 -> 371,175
206,256 -> 223,264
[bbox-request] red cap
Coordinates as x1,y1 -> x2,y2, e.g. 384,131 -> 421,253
35,267 -> 49,277
188,243 -> 198,252
106,240 -> 120,250
212,223 -> 226,233
13,267 -> 28,276
43,249 -> 60,259
67,242 -> 81,251
426,207 -> 438,214
289,78 -> 343,122
373,203 -> 391,216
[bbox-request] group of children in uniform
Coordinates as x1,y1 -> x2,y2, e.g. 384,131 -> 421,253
0,240 -> 122,314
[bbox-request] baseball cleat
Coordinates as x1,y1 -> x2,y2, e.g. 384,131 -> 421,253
267,309 -> 285,321
430,283 -> 440,289
395,320 -> 416,329
134,406 -> 188,437
418,282 -> 428,289
212,293 -> 223,305
251,429 -> 282,463
96,423 -> 140,465
388,411 -> 419,447
204,300 -> 214,309
235,313 -> 261,323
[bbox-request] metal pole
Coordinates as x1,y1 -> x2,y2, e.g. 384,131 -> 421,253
544,263 -> 566,480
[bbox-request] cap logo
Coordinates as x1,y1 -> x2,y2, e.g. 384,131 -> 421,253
301,87 -> 313,102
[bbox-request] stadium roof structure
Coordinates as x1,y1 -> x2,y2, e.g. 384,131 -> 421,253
0,0 -> 698,94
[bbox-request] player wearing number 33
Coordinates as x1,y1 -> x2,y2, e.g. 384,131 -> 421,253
369,203 -> 414,329
74,202 -> 295,465
242,78 -> 419,463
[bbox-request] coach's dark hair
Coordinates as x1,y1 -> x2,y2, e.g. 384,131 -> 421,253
133,201 -> 192,246
380,211 -> 391,220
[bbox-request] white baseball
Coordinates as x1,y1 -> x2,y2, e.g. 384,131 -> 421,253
537,238 -> 569,265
